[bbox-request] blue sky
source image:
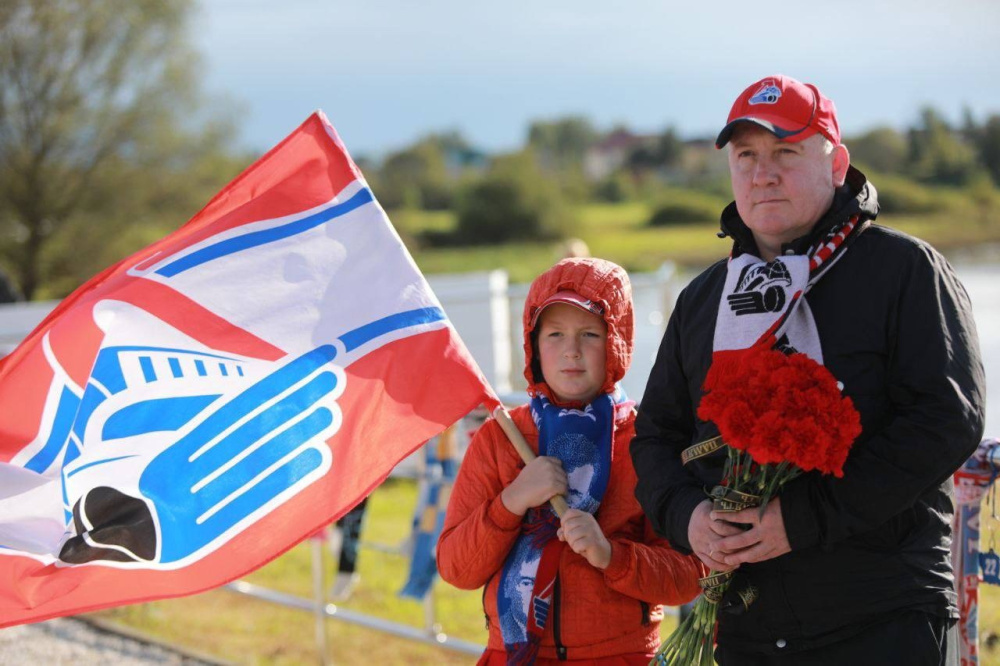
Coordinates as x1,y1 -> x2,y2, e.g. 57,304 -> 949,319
193,0 -> 1000,158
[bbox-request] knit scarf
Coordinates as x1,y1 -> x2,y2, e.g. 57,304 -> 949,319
710,216 -> 864,371
496,392 -> 616,665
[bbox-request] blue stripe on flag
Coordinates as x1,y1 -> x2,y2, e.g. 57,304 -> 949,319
195,359 -> 207,376
169,357 -> 183,378
24,387 -> 81,474
92,347 -> 242,395
139,357 -> 156,382
102,395 -> 221,440
339,307 -> 446,352
73,384 -> 110,442
156,188 -> 374,277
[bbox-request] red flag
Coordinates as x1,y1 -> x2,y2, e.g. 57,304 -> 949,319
0,111 -> 497,627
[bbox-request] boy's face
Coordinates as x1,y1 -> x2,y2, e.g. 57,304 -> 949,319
536,303 -> 607,404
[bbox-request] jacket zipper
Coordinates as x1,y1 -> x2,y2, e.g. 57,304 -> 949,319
553,575 -> 567,660
482,573 -> 493,630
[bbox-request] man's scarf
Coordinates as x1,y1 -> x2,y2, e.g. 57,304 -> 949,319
496,393 -> 615,665
710,216 -> 864,369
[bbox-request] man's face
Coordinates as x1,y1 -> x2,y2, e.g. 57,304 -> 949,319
728,125 -> 849,260
566,462 -> 596,510
516,557 -> 538,620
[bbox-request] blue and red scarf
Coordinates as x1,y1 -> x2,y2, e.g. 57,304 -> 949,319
497,392 -> 616,665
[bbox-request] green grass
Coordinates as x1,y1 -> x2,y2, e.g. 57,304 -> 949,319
82,477 -> 682,664
86,475 -> 1000,664
983,585 -> 1000,666
88,479 -> 488,664
414,241 -> 573,284
978,509 -> 1000,666
391,202 -> 1000,283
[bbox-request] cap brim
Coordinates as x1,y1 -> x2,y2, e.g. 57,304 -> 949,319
530,291 -> 603,328
715,116 -> 819,149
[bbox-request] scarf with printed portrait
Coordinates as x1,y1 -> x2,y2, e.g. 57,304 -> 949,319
496,392 -> 616,665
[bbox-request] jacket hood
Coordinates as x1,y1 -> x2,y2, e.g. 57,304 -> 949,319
522,257 -> 633,403
718,164 -> 880,257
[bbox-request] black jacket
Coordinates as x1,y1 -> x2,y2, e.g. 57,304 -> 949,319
631,166 -> 986,655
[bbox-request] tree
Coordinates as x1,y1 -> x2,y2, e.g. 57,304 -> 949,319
846,127 -> 908,174
454,150 -> 571,244
625,127 -> 683,173
906,108 -> 981,186
527,116 -> 597,171
376,137 -> 456,211
978,115 -> 1000,187
951,109 -> 1000,188
0,0 -> 239,299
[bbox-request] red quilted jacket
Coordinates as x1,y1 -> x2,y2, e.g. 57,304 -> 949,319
437,258 -> 702,661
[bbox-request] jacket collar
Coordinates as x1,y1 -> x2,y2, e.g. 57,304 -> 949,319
718,165 -> 879,259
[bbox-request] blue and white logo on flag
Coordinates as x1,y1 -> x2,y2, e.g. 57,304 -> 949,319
6,178 -> 449,569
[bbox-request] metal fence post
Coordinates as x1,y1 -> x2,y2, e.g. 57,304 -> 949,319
312,535 -> 331,665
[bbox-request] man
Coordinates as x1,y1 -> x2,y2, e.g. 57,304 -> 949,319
631,74 -> 985,664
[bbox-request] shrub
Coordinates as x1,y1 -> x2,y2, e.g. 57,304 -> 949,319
453,151 -> 571,244
647,189 -> 726,226
872,173 -> 942,215
593,173 -> 637,203
454,177 -> 570,243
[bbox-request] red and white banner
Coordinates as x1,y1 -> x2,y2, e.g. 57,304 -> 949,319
0,111 -> 496,627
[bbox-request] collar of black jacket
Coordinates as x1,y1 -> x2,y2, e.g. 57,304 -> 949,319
718,165 -> 880,258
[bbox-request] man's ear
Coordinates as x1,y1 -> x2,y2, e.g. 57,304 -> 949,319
832,144 -> 851,187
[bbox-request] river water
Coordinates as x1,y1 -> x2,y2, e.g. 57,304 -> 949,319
957,262 -> 999,438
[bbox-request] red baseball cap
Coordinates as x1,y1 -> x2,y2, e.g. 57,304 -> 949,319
715,75 -> 840,149
530,290 -> 605,329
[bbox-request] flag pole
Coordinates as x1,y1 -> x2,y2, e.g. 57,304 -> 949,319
311,534 -> 331,666
491,405 -> 569,518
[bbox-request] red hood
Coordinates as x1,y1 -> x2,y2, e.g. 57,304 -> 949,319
522,258 -> 634,403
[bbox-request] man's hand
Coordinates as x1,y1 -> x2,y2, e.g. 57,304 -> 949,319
500,456 -> 567,516
558,508 -> 611,569
688,499 -> 743,571
713,497 -> 791,566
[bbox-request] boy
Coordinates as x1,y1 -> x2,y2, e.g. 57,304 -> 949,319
438,257 -> 701,664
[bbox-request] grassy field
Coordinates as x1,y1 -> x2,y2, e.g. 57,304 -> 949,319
393,200 -> 1000,284
88,479 -> 491,665
86,475 -> 1000,665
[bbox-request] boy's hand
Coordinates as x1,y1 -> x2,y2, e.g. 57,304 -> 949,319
558,508 -> 611,569
500,456 -> 567,516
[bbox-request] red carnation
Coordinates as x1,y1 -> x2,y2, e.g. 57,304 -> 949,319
698,346 -> 861,477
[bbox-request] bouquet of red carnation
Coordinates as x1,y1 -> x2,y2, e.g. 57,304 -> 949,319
652,346 -> 862,666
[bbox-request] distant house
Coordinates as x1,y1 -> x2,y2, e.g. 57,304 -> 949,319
583,129 -> 657,181
585,131 -> 727,184
676,138 -> 729,183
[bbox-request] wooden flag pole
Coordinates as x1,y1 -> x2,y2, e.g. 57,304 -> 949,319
491,405 -> 569,518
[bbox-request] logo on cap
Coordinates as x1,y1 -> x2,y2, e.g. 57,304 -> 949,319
749,81 -> 781,105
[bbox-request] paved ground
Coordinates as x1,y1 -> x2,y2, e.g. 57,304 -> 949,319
0,617 -> 220,665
